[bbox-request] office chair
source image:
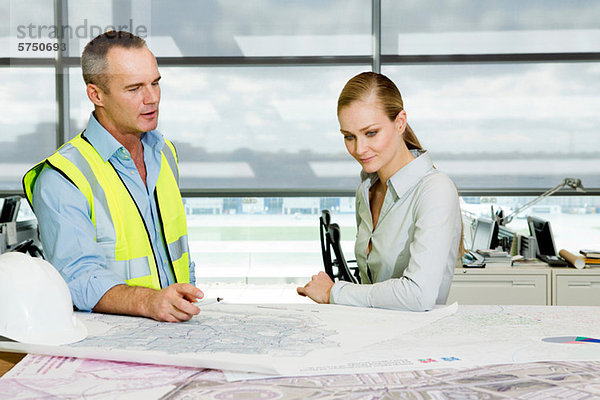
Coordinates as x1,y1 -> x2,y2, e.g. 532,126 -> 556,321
319,210 -> 360,284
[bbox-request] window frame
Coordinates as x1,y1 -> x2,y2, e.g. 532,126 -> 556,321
2,0 -> 599,198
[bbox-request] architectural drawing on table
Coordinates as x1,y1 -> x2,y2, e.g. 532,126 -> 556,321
3,354 -> 600,400
72,306 -> 338,357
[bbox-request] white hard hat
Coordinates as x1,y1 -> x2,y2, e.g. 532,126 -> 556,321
0,252 -> 87,345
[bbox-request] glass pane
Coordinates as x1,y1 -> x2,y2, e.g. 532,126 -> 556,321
5,0 -> 56,58
381,63 -> 600,189
70,65 -> 369,191
0,68 -> 56,190
382,0 -> 600,55
66,0 -> 115,57
69,67 -> 91,135
186,195 -> 600,283
185,196 -> 356,283
463,195 -> 600,255
67,0 -> 371,57
0,0 -> 9,57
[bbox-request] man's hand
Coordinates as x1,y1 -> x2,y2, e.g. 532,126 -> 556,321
144,283 -> 203,322
297,271 -> 334,304
93,283 -> 204,322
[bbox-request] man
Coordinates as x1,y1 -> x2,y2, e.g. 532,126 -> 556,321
23,31 -> 202,322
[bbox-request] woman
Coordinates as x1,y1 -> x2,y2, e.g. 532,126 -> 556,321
297,72 -> 462,311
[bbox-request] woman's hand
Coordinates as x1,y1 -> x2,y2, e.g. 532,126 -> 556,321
297,271 -> 334,304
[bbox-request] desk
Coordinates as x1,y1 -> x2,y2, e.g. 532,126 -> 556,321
449,266 -> 550,305
0,352 -> 24,378
553,267 -> 600,305
449,265 -> 600,305
1,305 -> 600,399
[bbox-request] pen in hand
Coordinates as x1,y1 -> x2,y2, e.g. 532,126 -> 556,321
194,297 -> 224,307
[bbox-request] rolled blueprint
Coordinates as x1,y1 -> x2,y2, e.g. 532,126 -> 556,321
559,249 -> 585,269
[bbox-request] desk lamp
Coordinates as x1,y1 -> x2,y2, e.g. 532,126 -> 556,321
496,177 -> 585,226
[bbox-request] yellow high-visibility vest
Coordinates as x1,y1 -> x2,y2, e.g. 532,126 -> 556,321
23,133 -> 190,289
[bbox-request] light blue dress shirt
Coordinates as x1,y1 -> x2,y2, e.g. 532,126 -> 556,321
330,150 -> 461,311
32,113 -> 195,311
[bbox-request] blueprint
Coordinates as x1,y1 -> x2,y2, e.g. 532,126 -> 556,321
0,355 -> 201,400
0,302 -> 457,375
71,304 -> 338,357
2,354 -> 600,400
226,304 -> 600,379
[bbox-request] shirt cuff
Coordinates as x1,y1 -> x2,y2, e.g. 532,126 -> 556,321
69,272 -> 125,312
329,281 -> 348,304
330,280 -> 376,307
331,280 -> 373,306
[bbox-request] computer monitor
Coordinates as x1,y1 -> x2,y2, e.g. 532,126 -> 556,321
0,196 -> 20,223
471,218 -> 497,251
527,216 -> 558,257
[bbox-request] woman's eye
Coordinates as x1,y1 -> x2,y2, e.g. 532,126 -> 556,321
366,130 -> 377,137
343,135 -> 354,140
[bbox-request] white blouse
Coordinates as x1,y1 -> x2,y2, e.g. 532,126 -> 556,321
330,150 -> 462,311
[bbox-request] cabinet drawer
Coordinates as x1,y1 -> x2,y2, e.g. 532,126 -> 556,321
448,274 -> 548,305
554,274 -> 600,306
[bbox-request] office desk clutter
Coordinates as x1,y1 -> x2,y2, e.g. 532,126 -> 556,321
475,248 -> 512,265
527,216 -> 568,267
580,249 -> 600,266
465,217 -> 512,266
0,196 -> 41,257
580,249 -> 600,258
466,213 -> 591,269
558,249 -> 585,269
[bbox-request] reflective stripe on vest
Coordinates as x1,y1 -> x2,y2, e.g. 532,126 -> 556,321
23,133 -> 189,289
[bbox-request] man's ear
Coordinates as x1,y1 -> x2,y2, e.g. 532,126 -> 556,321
86,83 -> 105,107
395,110 -> 407,135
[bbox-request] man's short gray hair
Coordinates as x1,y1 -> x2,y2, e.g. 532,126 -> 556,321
81,30 -> 146,92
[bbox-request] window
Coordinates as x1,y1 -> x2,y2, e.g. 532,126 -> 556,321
185,196 -> 356,283
0,68 -> 56,190
381,0 -> 600,55
382,63 -> 600,190
69,65 -> 368,192
68,0 -> 371,57
3,1 -> 599,283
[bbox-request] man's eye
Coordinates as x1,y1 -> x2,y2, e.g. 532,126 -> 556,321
129,87 -> 139,92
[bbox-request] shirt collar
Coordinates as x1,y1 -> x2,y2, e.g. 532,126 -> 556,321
361,149 -> 433,200
83,113 -> 165,162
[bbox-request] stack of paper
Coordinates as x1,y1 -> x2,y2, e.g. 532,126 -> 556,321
476,249 -> 512,265
580,249 -> 600,265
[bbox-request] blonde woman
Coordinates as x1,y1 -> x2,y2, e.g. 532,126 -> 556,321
298,72 -> 462,311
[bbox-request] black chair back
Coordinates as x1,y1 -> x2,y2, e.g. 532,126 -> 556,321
319,210 -> 360,284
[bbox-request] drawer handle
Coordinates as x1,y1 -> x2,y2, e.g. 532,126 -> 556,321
512,281 -> 536,287
568,282 -> 592,287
